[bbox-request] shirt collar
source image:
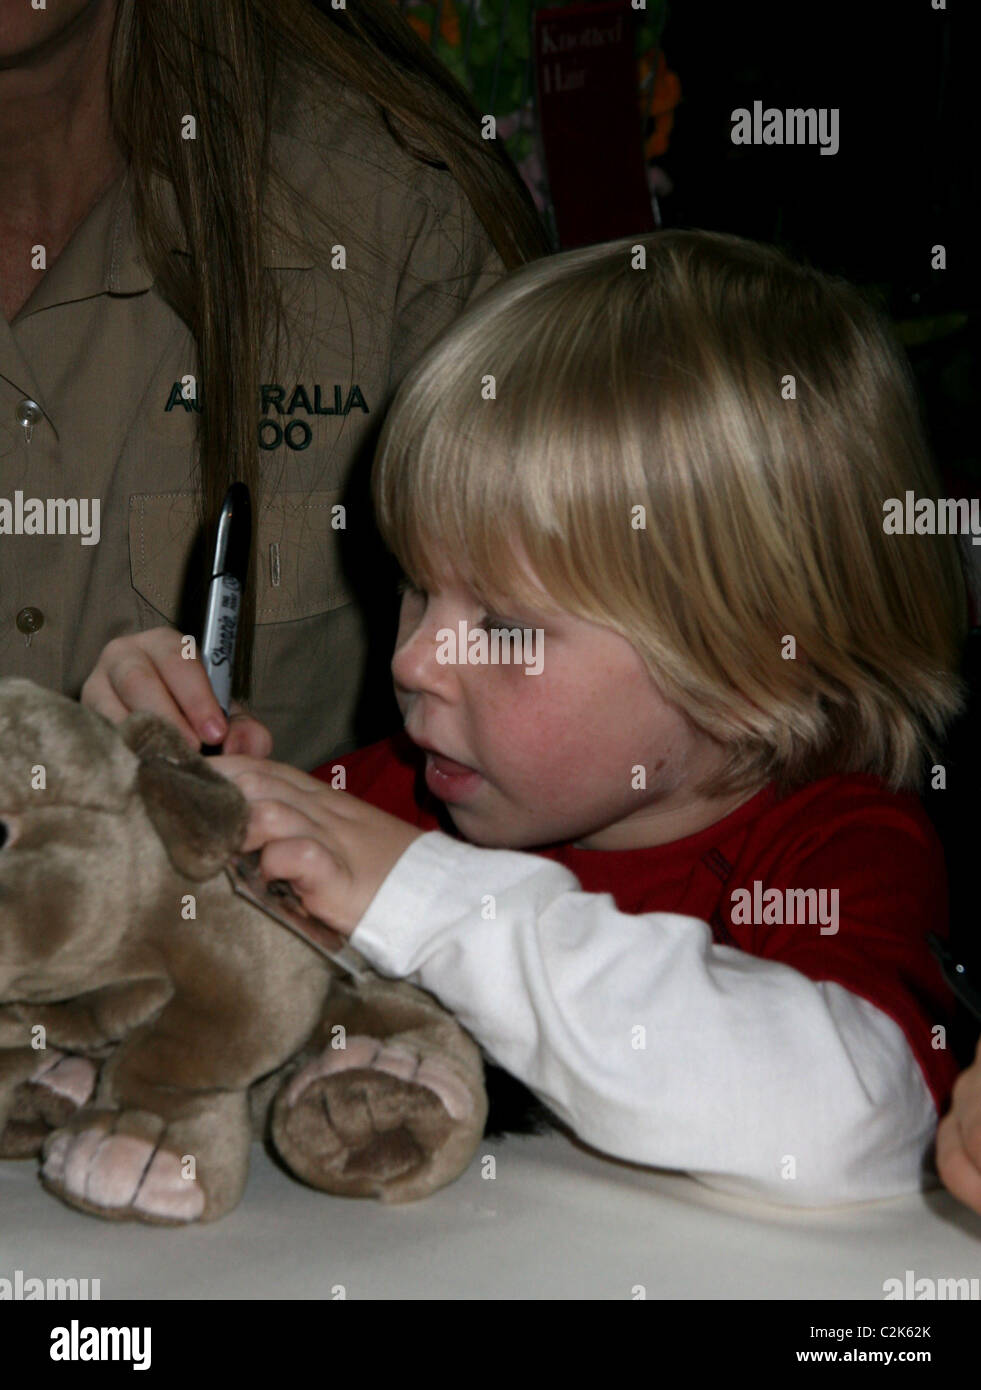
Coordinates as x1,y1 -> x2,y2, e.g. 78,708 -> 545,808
16,162 -> 315,319
110,166 -> 316,293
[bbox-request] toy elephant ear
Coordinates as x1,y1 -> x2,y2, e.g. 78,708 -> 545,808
119,712 -> 250,881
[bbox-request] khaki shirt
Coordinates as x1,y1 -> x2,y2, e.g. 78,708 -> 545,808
0,83 -> 506,770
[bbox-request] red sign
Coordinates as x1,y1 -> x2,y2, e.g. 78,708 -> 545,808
534,1 -> 656,248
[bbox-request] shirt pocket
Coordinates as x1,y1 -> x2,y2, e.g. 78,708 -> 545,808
129,489 -> 355,626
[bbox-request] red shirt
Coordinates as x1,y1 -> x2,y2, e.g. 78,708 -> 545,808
314,732 -> 959,1113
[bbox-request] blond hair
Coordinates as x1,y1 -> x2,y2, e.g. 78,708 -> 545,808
372,230 -> 968,796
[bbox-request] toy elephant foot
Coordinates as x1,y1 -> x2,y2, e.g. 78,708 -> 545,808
38,1092 -> 255,1226
271,976 -> 488,1204
0,1050 -> 99,1158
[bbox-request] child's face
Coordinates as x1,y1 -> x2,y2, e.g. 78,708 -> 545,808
391,566 -> 745,851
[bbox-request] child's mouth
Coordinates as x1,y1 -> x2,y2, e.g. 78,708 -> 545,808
424,751 -> 483,803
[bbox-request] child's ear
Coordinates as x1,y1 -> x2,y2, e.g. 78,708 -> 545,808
119,712 -> 250,881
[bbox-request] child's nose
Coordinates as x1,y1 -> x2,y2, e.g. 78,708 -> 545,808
391,613 -> 458,698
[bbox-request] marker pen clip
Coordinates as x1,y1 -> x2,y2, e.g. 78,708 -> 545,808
201,482 -> 251,743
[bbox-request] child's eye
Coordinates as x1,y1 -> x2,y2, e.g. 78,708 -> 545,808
395,577 -> 521,632
478,612 -> 515,632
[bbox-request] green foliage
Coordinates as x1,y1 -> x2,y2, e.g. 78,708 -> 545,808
893,313 -> 968,347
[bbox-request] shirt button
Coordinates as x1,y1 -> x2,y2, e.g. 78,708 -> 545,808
15,607 -> 44,635
16,398 -> 42,443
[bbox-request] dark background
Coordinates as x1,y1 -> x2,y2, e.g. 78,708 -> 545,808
655,0 -> 975,481
660,1 -> 968,297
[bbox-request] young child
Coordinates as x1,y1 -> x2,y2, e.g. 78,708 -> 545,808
215,229 -> 970,1207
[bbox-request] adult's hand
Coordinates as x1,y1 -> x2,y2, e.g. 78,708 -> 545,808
935,1032 -> 981,1217
80,626 -> 274,757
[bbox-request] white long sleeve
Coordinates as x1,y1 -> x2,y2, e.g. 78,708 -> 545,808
350,830 -> 939,1208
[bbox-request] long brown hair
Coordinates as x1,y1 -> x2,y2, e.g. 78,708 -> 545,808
106,0 -> 549,698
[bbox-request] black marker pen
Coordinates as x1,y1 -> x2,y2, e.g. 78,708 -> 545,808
200,482 -> 251,754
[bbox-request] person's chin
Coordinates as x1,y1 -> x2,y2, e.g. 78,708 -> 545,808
445,804 -> 557,850
443,808 -> 490,845
442,803 -> 514,848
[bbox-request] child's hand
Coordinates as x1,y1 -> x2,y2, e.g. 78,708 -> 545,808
81,626 -> 273,755
212,756 -> 426,937
935,1033 -> 981,1217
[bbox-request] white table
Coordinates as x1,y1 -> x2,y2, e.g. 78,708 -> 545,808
3,1127 -> 980,1301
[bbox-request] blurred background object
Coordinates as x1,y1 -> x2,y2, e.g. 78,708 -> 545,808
390,0 -> 679,247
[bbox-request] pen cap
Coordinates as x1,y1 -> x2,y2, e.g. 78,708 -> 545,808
212,482 -> 251,583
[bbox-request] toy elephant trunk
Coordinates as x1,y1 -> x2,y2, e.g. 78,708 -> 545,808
0,677 -> 487,1224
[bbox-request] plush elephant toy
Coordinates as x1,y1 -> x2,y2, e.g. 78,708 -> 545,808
0,677 -> 487,1224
